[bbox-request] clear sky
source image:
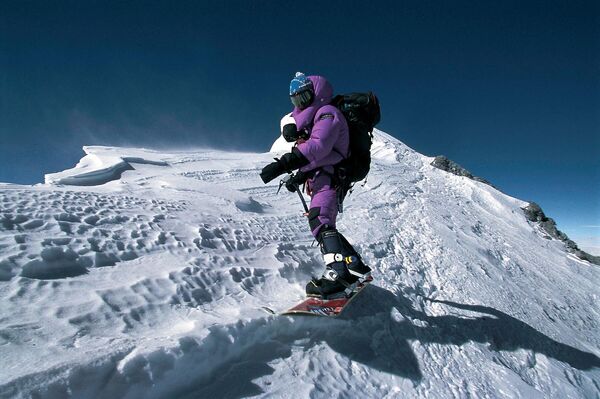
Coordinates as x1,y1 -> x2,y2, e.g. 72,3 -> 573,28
1,1 -> 598,247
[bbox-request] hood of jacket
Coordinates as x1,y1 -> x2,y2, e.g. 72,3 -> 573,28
292,75 -> 333,131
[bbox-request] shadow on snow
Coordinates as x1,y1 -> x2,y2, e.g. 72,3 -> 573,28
23,285 -> 599,399
179,285 -> 600,398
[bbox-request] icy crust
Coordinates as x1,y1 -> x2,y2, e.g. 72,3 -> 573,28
0,132 -> 599,398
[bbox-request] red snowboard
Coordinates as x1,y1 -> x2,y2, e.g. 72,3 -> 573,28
281,279 -> 371,317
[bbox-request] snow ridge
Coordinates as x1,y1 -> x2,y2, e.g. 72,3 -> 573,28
0,131 -> 599,398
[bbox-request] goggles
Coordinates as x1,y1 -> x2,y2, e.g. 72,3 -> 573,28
290,89 -> 314,110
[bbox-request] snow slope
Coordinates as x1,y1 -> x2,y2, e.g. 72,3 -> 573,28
0,130 -> 599,398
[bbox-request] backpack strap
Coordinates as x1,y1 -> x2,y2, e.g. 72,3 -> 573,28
331,147 -> 346,159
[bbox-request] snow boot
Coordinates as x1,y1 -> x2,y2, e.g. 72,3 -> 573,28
305,228 -> 365,298
338,232 -> 372,282
305,266 -> 356,299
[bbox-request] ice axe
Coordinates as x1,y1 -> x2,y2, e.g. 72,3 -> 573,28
278,173 -> 309,215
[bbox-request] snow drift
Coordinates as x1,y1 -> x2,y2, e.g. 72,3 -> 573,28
0,130 -> 598,398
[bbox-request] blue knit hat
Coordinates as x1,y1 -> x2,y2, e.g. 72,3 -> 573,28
289,72 -> 314,96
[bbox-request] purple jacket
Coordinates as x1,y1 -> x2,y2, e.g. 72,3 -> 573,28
292,76 -> 349,173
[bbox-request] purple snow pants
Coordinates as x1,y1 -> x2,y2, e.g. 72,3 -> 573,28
306,171 -> 338,238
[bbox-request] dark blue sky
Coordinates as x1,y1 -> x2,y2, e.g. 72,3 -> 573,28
1,0 -> 598,242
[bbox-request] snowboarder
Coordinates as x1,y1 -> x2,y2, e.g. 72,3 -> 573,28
260,72 -> 371,298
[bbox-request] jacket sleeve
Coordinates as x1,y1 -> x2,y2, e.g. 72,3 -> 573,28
296,113 -> 339,164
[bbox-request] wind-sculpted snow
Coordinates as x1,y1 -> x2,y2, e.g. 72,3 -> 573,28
44,146 -> 169,186
0,189 -> 185,280
0,132 -> 599,398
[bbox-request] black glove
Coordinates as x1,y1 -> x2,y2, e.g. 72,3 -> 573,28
259,148 -> 310,184
285,171 -> 309,192
282,123 -> 302,142
260,160 -> 285,184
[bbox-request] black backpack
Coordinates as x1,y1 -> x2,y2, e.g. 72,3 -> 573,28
332,92 -> 381,184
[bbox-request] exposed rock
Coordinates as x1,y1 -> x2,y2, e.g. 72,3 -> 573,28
523,202 -> 600,265
431,156 -> 598,266
430,156 -> 493,187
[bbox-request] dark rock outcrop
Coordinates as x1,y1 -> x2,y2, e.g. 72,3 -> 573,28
431,155 -> 597,266
523,202 -> 600,265
430,156 -> 493,187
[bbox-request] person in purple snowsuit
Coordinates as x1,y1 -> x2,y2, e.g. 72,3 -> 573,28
260,73 -> 371,298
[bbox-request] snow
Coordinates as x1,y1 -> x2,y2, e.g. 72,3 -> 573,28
269,113 -> 296,154
45,146 -> 169,186
0,130 -> 599,398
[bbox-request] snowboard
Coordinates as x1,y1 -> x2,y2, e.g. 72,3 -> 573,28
280,279 -> 372,317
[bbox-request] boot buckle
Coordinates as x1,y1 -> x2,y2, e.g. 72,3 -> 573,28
323,268 -> 339,281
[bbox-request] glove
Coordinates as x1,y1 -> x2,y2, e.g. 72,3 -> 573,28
285,171 -> 309,192
260,160 -> 285,184
282,124 -> 309,142
282,123 -> 299,143
259,148 -> 310,184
